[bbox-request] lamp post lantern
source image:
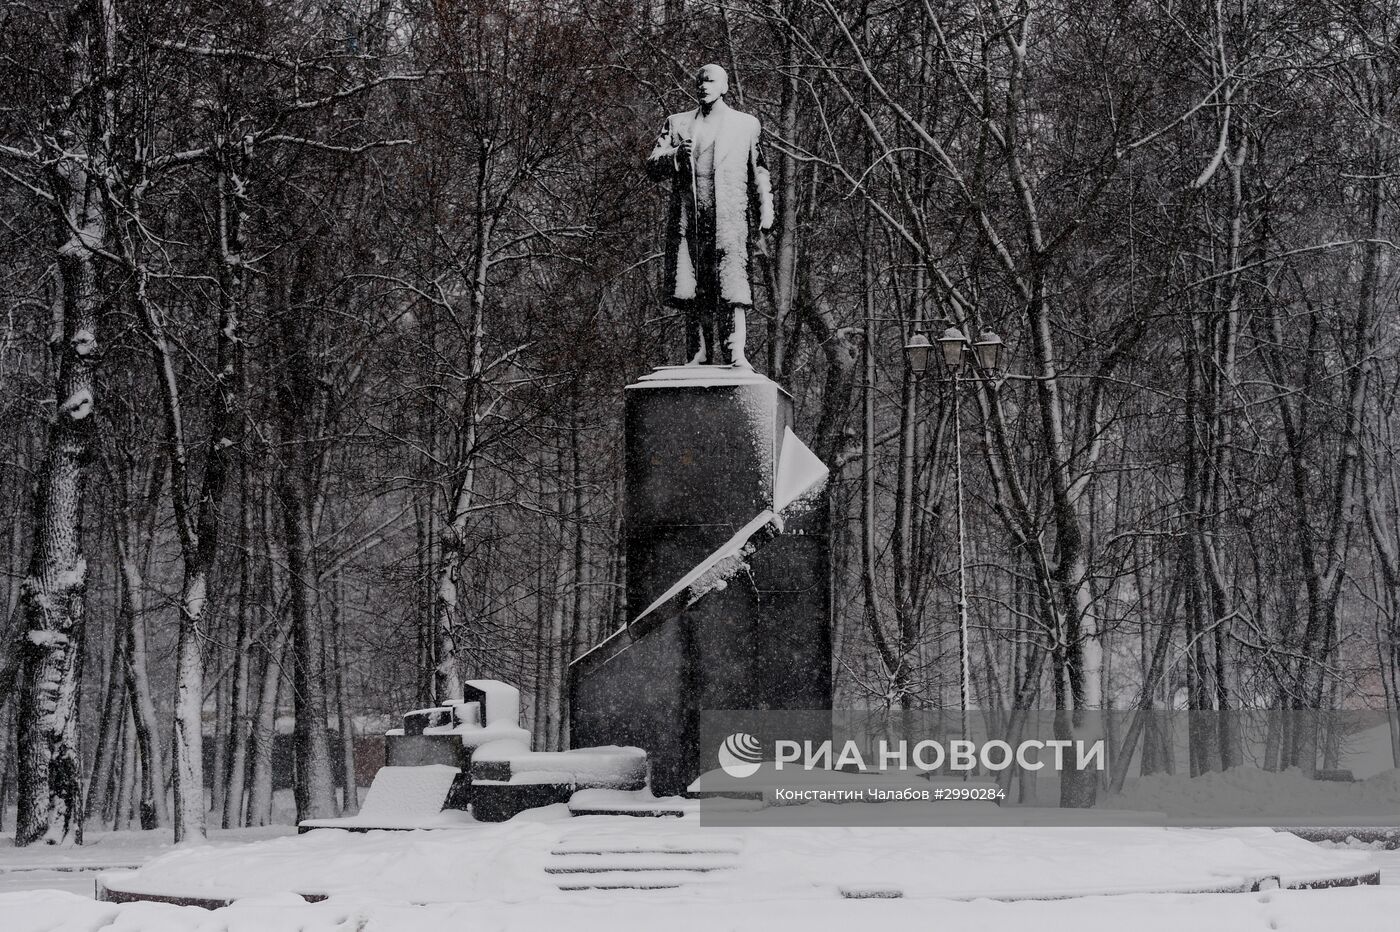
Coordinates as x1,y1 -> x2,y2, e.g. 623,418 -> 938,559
937,326 -> 970,372
905,323 -> 1006,762
973,331 -> 1004,372
904,329 -> 932,376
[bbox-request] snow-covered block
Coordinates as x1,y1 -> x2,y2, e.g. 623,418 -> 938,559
568,788 -> 692,818
416,699 -> 530,748
471,741 -> 647,790
469,739 -> 530,782
402,706 -> 453,735
353,765 -> 460,820
462,680 -> 520,729
458,724 -> 532,750
453,701 -> 482,728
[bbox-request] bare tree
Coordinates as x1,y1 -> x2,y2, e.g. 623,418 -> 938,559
6,0 -> 116,846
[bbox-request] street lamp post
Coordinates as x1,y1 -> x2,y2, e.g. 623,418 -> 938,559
905,323 -> 1005,759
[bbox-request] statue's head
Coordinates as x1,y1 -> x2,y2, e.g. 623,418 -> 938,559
694,64 -> 729,105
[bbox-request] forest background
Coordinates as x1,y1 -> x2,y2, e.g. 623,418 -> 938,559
1,0 -> 1397,846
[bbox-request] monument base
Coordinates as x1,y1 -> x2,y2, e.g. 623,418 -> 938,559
570,366 -> 832,797
303,679 -> 650,831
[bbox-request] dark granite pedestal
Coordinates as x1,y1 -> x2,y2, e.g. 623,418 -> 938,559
569,367 -> 832,796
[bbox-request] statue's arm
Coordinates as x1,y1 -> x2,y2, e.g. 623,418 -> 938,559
646,117 -> 681,181
751,122 -> 775,231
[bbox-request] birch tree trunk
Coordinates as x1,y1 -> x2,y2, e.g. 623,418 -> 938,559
281,460 -> 337,820
222,466 -> 254,827
545,478 -> 572,750
85,581 -> 125,825
276,258 -> 336,822
15,207 -> 99,847
14,0 -> 112,845
247,618 -> 291,828
858,229 -> 900,700
115,713 -> 136,830
119,548 -> 165,830
117,135 -> 248,842
332,572 -> 358,815
431,208 -> 490,704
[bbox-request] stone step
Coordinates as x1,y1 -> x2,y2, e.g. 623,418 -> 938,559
0,862 -> 146,874
553,869 -> 732,891
549,830 -> 743,893
567,804 -> 686,818
547,854 -> 737,874
552,832 -> 742,856
556,880 -> 684,891
551,847 -> 742,857
839,886 -> 905,899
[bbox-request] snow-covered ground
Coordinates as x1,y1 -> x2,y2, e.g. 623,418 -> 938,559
0,825 -> 295,899
1104,765 -> 1400,822
4,884 -> 1400,932
0,773 -> 1397,930
0,788 -> 314,897
0,825 -> 1395,929
88,807 -> 1389,899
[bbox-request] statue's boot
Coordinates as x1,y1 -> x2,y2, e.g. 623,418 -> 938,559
687,336 -> 708,366
681,299 -> 709,365
727,305 -> 753,369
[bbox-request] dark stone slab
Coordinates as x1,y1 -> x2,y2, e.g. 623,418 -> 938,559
472,782 -> 575,822
571,612 -> 691,793
385,733 -> 468,770
444,772 -> 473,811
459,684 -> 490,722
470,759 -> 512,783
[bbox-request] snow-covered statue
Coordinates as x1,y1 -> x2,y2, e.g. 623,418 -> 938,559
647,64 -> 774,368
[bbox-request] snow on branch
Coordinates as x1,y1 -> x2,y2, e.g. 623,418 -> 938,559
258,135 -> 413,154
285,74 -> 428,114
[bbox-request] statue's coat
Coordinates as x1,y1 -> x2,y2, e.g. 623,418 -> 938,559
647,100 -> 772,308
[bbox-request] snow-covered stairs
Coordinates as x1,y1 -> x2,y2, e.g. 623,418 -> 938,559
546,832 -> 743,891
